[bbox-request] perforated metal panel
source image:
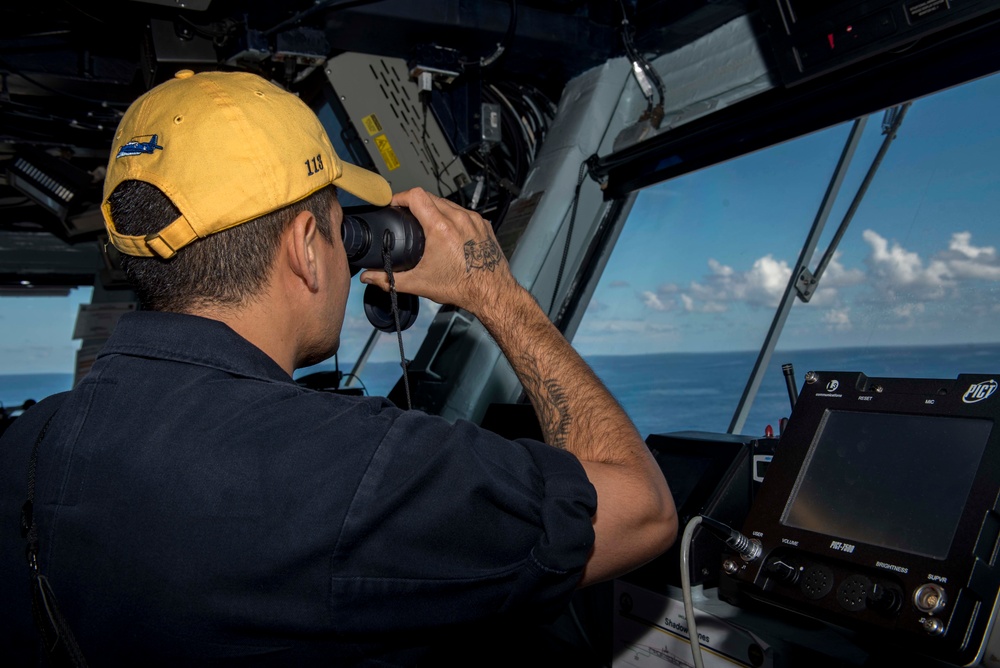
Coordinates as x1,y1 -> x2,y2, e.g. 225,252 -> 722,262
324,53 -> 469,197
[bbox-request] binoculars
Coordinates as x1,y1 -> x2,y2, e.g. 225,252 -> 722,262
341,206 -> 425,332
342,206 -> 424,276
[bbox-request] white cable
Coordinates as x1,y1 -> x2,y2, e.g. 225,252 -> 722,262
681,515 -> 707,668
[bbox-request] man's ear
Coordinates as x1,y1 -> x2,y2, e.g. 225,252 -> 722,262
285,210 -> 320,292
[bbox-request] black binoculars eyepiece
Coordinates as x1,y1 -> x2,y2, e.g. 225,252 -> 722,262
341,206 -> 425,332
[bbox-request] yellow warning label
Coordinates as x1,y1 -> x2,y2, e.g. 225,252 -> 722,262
374,135 -> 400,171
361,114 -> 383,136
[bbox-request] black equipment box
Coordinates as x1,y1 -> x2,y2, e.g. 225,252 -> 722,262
720,371 -> 1000,667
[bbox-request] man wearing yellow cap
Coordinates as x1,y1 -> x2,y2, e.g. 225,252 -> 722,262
0,70 -> 675,665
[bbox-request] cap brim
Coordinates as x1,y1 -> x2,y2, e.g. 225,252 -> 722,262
335,162 -> 392,207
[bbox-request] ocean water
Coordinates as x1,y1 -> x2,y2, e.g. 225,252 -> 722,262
3,343 -> 999,439
587,343 -> 1000,439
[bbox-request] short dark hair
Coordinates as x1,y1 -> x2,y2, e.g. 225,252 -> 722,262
107,180 -> 337,312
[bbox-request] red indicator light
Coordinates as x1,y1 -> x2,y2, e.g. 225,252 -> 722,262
847,24 -> 854,32
827,33 -> 835,49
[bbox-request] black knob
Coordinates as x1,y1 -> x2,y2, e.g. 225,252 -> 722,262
867,582 -> 903,615
765,558 -> 800,585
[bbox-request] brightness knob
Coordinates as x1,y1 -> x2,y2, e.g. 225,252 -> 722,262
867,582 -> 903,615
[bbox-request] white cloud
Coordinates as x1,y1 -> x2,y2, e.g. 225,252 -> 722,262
947,259 -> 1000,280
707,258 -> 734,278
822,308 -> 852,331
683,254 -> 791,310
821,252 -> 866,287
680,293 -> 726,313
859,230 -> 1000,302
626,231 -> 1000,333
642,290 -> 669,311
745,255 -> 791,303
941,232 -> 1000,280
862,230 -> 952,299
949,232 -> 995,260
656,251 -> 866,313
863,230 -> 924,281
636,284 -> 682,313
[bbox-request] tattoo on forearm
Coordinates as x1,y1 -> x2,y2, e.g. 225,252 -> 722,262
540,378 -> 572,449
464,239 -> 502,272
517,353 -> 571,449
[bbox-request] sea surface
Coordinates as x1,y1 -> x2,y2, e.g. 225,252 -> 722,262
3,343 -> 999,439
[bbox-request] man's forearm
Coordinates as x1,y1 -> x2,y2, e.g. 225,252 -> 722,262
478,282 -> 677,584
477,284 -> 641,464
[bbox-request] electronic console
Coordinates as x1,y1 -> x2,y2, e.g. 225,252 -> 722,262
720,371 -> 1000,666
759,0 -> 1000,86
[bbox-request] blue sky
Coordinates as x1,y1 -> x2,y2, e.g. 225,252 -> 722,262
2,70 -> 999,378
573,70 -> 1000,356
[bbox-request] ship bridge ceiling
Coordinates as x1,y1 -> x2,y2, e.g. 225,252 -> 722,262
0,0 -> 748,289
2,0 -> 1000,291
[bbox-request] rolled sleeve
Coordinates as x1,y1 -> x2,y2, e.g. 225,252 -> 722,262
498,437 -> 597,616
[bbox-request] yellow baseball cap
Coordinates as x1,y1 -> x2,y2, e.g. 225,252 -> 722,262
102,69 -> 392,259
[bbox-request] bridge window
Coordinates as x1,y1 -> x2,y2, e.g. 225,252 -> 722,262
573,71 -> 1000,439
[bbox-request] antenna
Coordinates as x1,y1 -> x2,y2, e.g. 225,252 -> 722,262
782,363 -> 798,412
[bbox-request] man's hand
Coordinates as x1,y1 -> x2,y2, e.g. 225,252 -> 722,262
358,187 -> 517,317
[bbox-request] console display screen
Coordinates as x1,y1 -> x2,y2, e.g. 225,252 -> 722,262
782,410 -> 991,559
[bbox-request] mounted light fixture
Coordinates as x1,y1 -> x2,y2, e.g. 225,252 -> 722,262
6,148 -> 104,239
